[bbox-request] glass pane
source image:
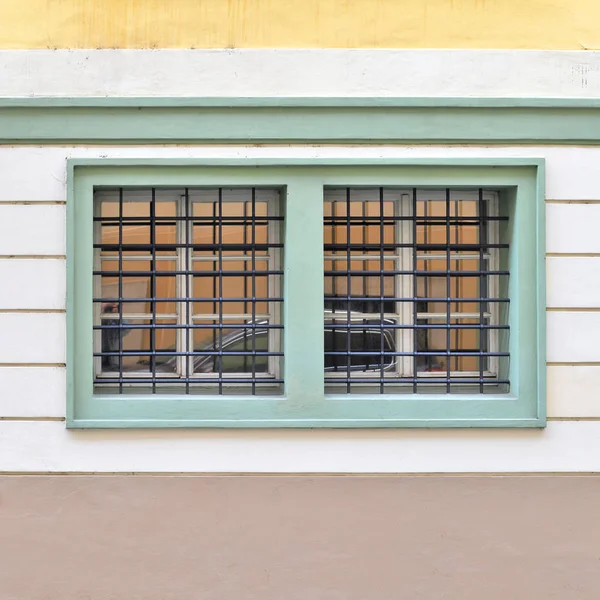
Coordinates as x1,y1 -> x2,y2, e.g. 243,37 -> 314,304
324,188 -> 508,395
94,187 -> 283,394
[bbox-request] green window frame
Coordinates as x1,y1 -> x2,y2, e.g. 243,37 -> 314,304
67,158 -> 545,428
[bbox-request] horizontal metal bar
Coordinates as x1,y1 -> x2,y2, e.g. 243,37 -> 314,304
95,216 -> 283,223
99,254 -> 176,261
98,313 -> 178,319
416,312 -> 492,319
98,312 -> 275,321
324,351 -> 509,357
191,255 -> 272,262
95,378 -> 284,384
94,323 -> 283,330
324,296 -> 508,302
96,243 -> 283,251
326,311 -> 491,327
325,311 -> 492,319
416,254 -> 491,261
191,313 -> 271,320
325,378 -> 509,384
95,297 -> 283,303
324,254 -> 398,261
325,253 -> 493,262
95,269 -> 282,277
99,255 -> 273,262
95,351 -> 284,357
325,270 -> 508,276
324,323 -> 509,330
324,216 -> 508,223
325,243 -> 509,251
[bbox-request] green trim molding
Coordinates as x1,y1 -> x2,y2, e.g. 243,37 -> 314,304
67,158 -> 546,429
2,97 -> 600,143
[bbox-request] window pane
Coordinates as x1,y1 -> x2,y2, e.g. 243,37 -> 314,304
93,187 -> 283,395
324,187 -> 509,395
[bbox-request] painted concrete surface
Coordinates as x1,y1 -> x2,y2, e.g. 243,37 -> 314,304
2,50 -> 600,97
4,421 -> 600,473
1,476 -> 599,600
0,0 -> 597,49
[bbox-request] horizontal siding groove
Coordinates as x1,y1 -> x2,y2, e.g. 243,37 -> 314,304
0,255 -> 66,259
0,309 -> 65,314
545,199 -> 600,204
1,472 -> 600,477
547,361 -> 600,366
0,200 -> 66,205
0,417 -> 65,422
547,417 -> 600,421
0,363 -> 65,367
546,253 -> 600,257
546,307 -> 600,312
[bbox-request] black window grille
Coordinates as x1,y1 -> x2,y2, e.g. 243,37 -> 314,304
324,187 -> 510,394
93,187 -> 283,395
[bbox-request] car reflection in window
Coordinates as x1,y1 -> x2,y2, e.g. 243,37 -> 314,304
135,311 -> 440,375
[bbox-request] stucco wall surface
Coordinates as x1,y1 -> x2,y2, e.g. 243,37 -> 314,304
0,0 -> 598,49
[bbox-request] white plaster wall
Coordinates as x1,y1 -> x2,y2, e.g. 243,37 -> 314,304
1,420 -> 600,474
1,50 -> 600,98
0,144 -> 599,472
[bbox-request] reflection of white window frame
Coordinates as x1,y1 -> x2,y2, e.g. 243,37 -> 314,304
93,188 -> 282,386
324,188 -> 500,384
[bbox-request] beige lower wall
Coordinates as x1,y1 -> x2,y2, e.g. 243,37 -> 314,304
1,476 -> 599,600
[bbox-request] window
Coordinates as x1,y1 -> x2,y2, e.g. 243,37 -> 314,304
68,160 -> 544,428
93,187 -> 283,395
323,187 -> 508,394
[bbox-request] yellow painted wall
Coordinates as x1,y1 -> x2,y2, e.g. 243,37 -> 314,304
0,0 -> 598,50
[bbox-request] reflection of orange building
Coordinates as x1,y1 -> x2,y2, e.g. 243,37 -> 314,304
97,190 -> 277,359
324,190 -> 494,373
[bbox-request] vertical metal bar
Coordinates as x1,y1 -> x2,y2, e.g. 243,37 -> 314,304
118,187 -> 124,393
218,188 -> 224,394
251,187 -> 257,395
243,199 -> 249,374
212,200 -> 217,374
423,195 -> 429,371
362,196 -> 368,371
479,187 -> 486,393
445,188 -> 451,393
412,188 -> 418,393
453,196 -> 459,374
184,188 -> 191,394
345,187 -> 352,393
150,187 -> 157,393
379,187 -> 385,394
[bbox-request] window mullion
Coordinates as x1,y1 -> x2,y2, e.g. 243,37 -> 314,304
284,179 -> 325,405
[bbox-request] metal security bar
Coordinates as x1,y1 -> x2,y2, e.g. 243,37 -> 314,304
92,187 -> 283,395
324,188 -> 510,394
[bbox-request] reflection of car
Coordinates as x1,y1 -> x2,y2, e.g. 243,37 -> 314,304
162,315 -> 398,374
189,325 -> 271,374
126,310 -> 441,375
159,312 -> 439,375
325,316 -> 396,372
